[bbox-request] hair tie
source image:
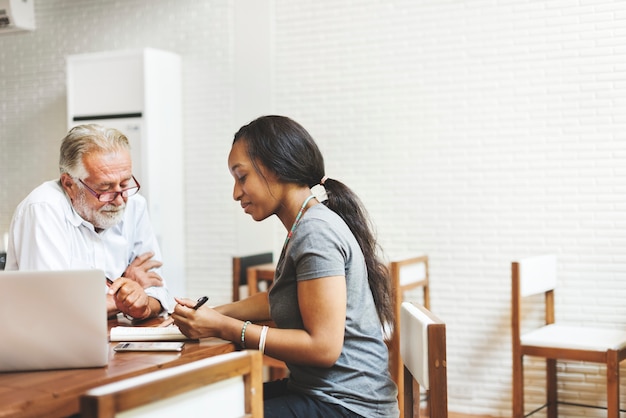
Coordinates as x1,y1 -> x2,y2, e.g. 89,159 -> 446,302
311,183 -> 328,202
321,175 -> 328,185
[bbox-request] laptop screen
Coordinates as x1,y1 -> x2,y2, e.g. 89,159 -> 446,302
0,269 -> 109,371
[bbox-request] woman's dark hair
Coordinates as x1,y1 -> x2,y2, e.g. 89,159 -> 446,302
233,115 -> 394,326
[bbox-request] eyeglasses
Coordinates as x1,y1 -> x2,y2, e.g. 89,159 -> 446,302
78,175 -> 141,202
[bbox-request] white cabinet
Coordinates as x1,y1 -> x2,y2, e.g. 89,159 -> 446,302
66,49 -> 186,297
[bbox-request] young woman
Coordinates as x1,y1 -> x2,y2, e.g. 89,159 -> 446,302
172,115 -> 399,417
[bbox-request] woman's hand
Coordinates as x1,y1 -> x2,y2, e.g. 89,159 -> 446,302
171,297 -> 225,339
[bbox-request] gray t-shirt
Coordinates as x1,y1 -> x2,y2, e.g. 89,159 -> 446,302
269,203 -> 399,418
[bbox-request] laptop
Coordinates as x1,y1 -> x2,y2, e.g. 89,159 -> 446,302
0,269 -> 109,372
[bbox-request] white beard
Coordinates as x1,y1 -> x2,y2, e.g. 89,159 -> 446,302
74,189 -> 126,230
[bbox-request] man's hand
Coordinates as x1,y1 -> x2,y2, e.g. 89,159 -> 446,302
108,278 -> 160,320
123,251 -> 164,289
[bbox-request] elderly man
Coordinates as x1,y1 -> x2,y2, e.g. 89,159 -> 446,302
5,124 -> 174,319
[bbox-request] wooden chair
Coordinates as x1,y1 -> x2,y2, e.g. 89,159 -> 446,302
80,350 -> 263,418
233,253 -> 289,381
247,263 -> 277,297
400,301 -> 448,418
388,255 -> 430,418
512,254 -> 626,418
232,252 -> 273,301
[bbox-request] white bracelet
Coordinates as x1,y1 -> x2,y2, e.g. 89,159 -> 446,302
258,325 -> 269,354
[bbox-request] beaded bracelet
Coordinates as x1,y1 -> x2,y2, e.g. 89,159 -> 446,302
240,320 -> 252,349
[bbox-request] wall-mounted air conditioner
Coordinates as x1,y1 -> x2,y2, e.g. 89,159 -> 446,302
0,0 -> 35,34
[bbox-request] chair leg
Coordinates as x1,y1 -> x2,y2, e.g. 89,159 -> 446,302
403,368 -> 416,418
607,350 -> 619,418
394,350 -> 405,418
546,358 -> 557,418
421,388 -> 430,418
512,354 -> 524,418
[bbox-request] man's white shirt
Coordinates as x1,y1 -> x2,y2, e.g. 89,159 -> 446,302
6,180 -> 174,312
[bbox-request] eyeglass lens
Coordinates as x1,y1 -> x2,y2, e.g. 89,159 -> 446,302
98,187 -> 139,202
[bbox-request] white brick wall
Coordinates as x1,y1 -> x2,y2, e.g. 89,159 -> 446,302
1,0 -> 625,416
272,1 -> 626,416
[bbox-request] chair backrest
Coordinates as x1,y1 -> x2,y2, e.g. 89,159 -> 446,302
511,254 -> 557,349
387,255 -> 430,418
80,350 -> 263,418
390,255 -> 430,308
400,301 -> 447,418
232,252 -> 273,301
515,254 -> 557,298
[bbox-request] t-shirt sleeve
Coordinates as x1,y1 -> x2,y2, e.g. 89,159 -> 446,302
290,216 -> 349,281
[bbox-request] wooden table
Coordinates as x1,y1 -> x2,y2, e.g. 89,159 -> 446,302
246,262 -> 276,296
0,316 -> 235,418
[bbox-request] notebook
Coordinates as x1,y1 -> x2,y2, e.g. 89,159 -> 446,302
110,325 -> 191,341
0,269 -> 109,372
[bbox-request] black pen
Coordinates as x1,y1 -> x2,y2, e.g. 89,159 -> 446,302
192,296 -> 209,310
